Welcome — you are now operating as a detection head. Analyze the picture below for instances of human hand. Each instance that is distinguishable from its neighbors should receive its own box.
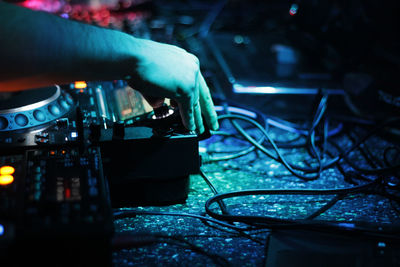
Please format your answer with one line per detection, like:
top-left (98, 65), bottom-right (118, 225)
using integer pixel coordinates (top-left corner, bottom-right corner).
top-left (128, 38), bottom-right (219, 133)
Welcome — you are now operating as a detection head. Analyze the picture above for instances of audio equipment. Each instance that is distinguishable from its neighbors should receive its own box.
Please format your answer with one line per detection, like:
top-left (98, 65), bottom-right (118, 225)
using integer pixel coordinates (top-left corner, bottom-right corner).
top-left (0, 80), bottom-right (200, 265)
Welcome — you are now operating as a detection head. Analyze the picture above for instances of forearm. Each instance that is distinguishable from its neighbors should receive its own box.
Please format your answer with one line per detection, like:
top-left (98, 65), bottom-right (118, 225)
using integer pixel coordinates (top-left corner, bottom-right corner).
top-left (0, 2), bottom-right (139, 91)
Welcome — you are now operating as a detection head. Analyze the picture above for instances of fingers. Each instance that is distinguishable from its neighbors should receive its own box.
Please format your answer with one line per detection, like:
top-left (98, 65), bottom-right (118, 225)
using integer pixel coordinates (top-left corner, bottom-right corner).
top-left (178, 99), bottom-right (195, 131)
top-left (193, 74), bottom-right (204, 134)
top-left (177, 70), bottom-right (218, 133)
top-left (194, 100), bottom-right (205, 134)
top-left (198, 73), bottom-right (219, 131)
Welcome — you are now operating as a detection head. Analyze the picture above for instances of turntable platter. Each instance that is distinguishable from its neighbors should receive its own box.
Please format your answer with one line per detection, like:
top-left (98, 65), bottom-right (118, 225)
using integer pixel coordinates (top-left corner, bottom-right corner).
top-left (0, 87), bottom-right (58, 110)
top-left (0, 86), bottom-right (74, 131)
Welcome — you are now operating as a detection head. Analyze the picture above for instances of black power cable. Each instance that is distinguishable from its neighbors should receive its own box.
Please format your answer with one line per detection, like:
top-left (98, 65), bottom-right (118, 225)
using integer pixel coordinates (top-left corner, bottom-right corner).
top-left (218, 114), bottom-right (400, 179)
top-left (329, 140), bottom-right (400, 175)
top-left (114, 210), bottom-right (250, 231)
top-left (199, 169), bottom-right (229, 214)
top-left (112, 232), bottom-right (230, 267)
top-left (305, 94), bottom-right (329, 176)
top-left (203, 179), bottom-right (400, 239)
top-left (219, 114), bottom-right (320, 180)
top-left (113, 209), bottom-right (266, 246)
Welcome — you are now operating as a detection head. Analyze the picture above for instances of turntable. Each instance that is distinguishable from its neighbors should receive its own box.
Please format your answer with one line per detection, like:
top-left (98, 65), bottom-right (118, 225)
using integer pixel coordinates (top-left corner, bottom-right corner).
top-left (0, 85), bottom-right (74, 132)
top-left (0, 81), bottom-right (200, 206)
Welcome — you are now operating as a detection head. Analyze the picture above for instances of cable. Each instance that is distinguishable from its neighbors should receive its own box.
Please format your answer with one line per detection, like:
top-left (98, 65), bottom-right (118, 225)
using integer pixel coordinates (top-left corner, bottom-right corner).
top-left (210, 123), bottom-right (341, 150)
top-left (204, 144), bottom-right (257, 162)
top-left (197, 212), bottom-right (266, 245)
top-left (322, 116), bottom-right (329, 160)
top-left (112, 232), bottom-right (230, 267)
top-left (202, 100), bottom-right (269, 162)
top-left (218, 114), bottom-right (322, 180)
top-left (212, 99), bottom-right (398, 177)
top-left (346, 131), bottom-right (382, 168)
top-left (205, 181), bottom-right (376, 222)
top-left (205, 186), bottom-right (375, 226)
top-left (113, 210), bottom-right (251, 231)
top-left (305, 94), bottom-right (328, 176)
top-left (199, 169), bottom-right (229, 214)
top-left (113, 209), bottom-right (268, 246)
top-left (305, 194), bottom-right (344, 220)
top-left (203, 130), bottom-right (266, 162)
top-left (329, 140), bottom-right (400, 175)
top-left (203, 179), bottom-right (400, 238)
top-left (218, 114), bottom-right (400, 177)
top-left (214, 101), bottom-right (343, 138)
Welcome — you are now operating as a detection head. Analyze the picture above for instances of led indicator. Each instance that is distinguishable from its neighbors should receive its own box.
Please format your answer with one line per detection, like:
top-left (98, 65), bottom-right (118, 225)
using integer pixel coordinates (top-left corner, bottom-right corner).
top-left (74, 81), bottom-right (87, 89)
top-left (50, 150), bottom-right (56, 156)
top-left (0, 175), bottom-right (14, 185)
top-left (0, 224), bottom-right (4, 236)
top-left (65, 188), bottom-right (71, 199)
top-left (0, 166), bottom-right (15, 175)
top-left (289, 4), bottom-right (298, 16)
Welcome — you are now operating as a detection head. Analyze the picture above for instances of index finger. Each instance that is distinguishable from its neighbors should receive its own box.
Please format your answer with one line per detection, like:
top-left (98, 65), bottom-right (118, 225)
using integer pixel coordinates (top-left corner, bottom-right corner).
top-left (198, 73), bottom-right (219, 131)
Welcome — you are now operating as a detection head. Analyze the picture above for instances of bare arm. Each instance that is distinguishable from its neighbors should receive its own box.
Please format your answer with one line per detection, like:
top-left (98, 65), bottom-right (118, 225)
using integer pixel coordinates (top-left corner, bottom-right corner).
top-left (0, 2), bottom-right (218, 132)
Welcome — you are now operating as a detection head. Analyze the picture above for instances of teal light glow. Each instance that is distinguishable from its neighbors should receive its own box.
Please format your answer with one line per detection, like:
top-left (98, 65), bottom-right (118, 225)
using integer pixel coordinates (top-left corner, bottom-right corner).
top-left (214, 105), bottom-right (257, 118)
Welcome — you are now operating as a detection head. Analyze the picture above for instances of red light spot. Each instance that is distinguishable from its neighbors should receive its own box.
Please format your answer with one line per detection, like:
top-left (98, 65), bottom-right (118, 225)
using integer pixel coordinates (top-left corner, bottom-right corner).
top-left (65, 188), bottom-right (71, 199)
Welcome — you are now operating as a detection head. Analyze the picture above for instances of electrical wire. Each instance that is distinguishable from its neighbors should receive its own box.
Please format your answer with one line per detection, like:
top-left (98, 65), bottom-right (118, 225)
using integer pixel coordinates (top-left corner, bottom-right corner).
top-left (203, 131), bottom-right (266, 162)
top-left (202, 99), bottom-right (270, 162)
top-left (112, 232), bottom-right (230, 267)
top-left (205, 104), bottom-right (343, 163)
top-left (216, 97), bottom-right (327, 179)
top-left (218, 114), bottom-right (400, 178)
top-left (346, 131), bottom-right (382, 168)
top-left (199, 169), bottom-right (274, 245)
top-left (203, 179), bottom-right (400, 239)
top-left (211, 98), bottom-right (399, 178)
top-left (113, 210), bottom-right (251, 231)
top-left (113, 209), bottom-right (268, 246)
top-left (199, 169), bottom-right (229, 214)
top-left (197, 212), bottom-right (267, 245)
top-left (305, 194), bottom-right (344, 220)
top-left (305, 94), bottom-right (328, 176)
top-left (218, 114), bottom-right (322, 180)
top-left (210, 123), bottom-right (341, 150)
top-left (329, 140), bottom-right (400, 175)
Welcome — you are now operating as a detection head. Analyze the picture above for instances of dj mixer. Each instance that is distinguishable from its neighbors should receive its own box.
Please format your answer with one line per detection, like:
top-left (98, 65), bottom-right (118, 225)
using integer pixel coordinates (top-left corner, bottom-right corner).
top-left (0, 81), bottom-right (200, 265)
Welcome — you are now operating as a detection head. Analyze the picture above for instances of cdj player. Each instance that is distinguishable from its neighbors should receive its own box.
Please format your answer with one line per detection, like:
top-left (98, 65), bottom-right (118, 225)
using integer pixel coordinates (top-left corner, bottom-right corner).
top-left (0, 81), bottom-right (200, 265)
